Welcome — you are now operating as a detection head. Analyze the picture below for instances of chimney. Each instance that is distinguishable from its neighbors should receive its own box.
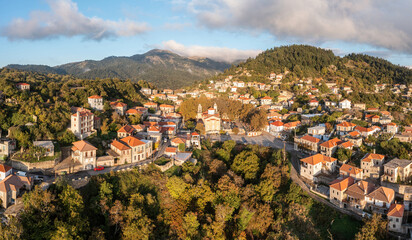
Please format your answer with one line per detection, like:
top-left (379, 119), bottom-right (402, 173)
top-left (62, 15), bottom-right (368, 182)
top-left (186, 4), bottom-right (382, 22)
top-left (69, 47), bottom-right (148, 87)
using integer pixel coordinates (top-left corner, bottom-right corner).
top-left (373, 148), bottom-right (376, 154)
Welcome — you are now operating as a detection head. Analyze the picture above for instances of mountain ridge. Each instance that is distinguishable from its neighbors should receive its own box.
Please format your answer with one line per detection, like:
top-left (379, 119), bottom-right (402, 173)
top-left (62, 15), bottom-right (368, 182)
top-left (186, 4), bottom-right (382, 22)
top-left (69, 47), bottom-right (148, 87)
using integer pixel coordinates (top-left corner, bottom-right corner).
top-left (7, 49), bottom-right (232, 89)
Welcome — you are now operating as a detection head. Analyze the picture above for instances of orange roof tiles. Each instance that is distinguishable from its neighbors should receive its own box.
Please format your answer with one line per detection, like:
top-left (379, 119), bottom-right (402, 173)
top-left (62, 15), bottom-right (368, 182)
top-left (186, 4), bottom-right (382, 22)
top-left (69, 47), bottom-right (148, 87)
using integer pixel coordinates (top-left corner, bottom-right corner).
top-left (120, 136), bottom-right (145, 147)
top-left (0, 164), bottom-right (12, 173)
top-left (111, 140), bottom-right (131, 151)
top-left (367, 186), bottom-right (394, 203)
top-left (339, 141), bottom-right (354, 148)
top-left (300, 153), bottom-right (337, 165)
top-left (301, 135), bottom-right (321, 143)
top-left (72, 140), bottom-right (97, 152)
top-left (348, 131), bottom-right (360, 137)
top-left (330, 177), bottom-right (355, 191)
top-left (88, 95), bottom-right (102, 99)
top-left (340, 164), bottom-right (362, 175)
top-left (388, 204), bottom-right (404, 218)
top-left (171, 138), bottom-right (185, 144)
top-left (337, 121), bottom-right (357, 127)
top-left (320, 138), bottom-right (342, 148)
top-left (361, 153), bottom-right (385, 163)
top-left (165, 147), bottom-right (177, 153)
top-left (270, 121), bottom-right (284, 126)
top-left (118, 125), bottom-right (136, 134)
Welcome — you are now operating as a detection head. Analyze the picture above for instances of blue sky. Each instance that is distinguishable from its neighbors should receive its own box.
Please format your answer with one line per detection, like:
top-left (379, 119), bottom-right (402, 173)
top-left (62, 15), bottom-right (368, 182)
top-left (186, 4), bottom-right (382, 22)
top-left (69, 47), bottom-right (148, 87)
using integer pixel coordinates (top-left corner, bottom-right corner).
top-left (1, 0), bottom-right (412, 67)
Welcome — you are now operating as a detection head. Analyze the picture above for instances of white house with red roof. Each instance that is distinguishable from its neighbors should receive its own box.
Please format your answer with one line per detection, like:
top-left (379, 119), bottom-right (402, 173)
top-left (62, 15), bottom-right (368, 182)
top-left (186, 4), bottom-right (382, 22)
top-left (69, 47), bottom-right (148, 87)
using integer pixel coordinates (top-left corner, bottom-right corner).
top-left (300, 153), bottom-right (338, 181)
top-left (71, 140), bottom-right (97, 170)
top-left (269, 121), bottom-right (284, 134)
top-left (16, 83), bottom-right (30, 91)
top-left (110, 101), bottom-right (127, 116)
top-left (144, 102), bottom-right (158, 110)
top-left (260, 96), bottom-right (272, 105)
top-left (366, 186), bottom-right (395, 211)
top-left (0, 164), bottom-right (12, 181)
top-left (294, 135), bottom-right (321, 154)
top-left (361, 153), bottom-right (385, 179)
top-left (340, 164), bottom-right (363, 180)
top-left (88, 95), bottom-right (103, 111)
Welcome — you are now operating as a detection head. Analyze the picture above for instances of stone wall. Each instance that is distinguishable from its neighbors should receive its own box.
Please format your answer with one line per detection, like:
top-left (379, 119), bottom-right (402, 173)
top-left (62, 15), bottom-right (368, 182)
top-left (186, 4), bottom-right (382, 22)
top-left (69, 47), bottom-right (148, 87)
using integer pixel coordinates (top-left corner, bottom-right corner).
top-left (10, 159), bottom-right (57, 173)
top-left (155, 161), bottom-right (174, 172)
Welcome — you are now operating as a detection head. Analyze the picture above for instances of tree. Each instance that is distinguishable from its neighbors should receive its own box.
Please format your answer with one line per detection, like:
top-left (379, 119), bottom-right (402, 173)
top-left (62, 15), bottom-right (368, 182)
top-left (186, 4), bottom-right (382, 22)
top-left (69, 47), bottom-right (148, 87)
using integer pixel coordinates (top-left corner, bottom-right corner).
top-left (182, 212), bottom-right (200, 239)
top-left (355, 214), bottom-right (387, 240)
top-left (232, 127), bottom-right (240, 135)
top-left (231, 151), bottom-right (260, 181)
top-left (195, 122), bottom-right (205, 135)
top-left (128, 114), bottom-right (141, 125)
top-left (178, 143), bottom-right (185, 152)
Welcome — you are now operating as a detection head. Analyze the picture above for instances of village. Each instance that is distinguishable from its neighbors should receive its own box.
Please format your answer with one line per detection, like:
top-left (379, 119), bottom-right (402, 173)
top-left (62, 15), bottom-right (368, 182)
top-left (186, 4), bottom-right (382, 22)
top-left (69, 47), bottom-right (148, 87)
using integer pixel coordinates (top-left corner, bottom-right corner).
top-left (0, 71), bottom-right (411, 237)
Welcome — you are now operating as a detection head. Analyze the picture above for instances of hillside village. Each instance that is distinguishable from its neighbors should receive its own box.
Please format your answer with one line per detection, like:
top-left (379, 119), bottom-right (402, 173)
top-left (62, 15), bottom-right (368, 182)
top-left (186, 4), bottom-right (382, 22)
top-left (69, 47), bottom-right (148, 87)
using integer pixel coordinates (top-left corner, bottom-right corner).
top-left (0, 46), bottom-right (411, 238)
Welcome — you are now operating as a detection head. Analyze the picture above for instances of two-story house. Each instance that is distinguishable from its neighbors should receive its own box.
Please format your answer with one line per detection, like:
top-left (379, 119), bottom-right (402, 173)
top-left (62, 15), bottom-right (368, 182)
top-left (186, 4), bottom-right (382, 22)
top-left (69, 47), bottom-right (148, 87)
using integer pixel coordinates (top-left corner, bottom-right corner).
top-left (339, 99), bottom-right (351, 109)
top-left (365, 186), bottom-right (395, 212)
top-left (88, 95), bottom-right (104, 111)
top-left (329, 176), bottom-right (355, 208)
top-left (117, 124), bottom-right (137, 138)
top-left (294, 135), bottom-right (321, 154)
top-left (336, 122), bottom-right (357, 135)
top-left (300, 154), bottom-right (338, 182)
top-left (319, 138), bottom-right (342, 157)
top-left (387, 204), bottom-right (405, 233)
top-left (382, 158), bottom-right (412, 183)
top-left (0, 173), bottom-right (32, 208)
top-left (346, 180), bottom-right (375, 211)
top-left (71, 140), bottom-right (97, 170)
top-left (110, 101), bottom-right (127, 116)
top-left (0, 139), bottom-right (16, 160)
top-left (340, 164), bottom-right (363, 181)
top-left (361, 153), bottom-right (385, 179)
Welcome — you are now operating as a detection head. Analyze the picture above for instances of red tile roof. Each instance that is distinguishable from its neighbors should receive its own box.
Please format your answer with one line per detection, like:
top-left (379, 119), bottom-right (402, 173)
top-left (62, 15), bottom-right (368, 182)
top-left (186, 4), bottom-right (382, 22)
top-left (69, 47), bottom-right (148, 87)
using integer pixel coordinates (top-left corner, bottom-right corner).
top-left (301, 135), bottom-right (321, 143)
top-left (0, 164), bottom-right (12, 173)
top-left (320, 138), bottom-right (342, 148)
top-left (72, 140), bottom-right (97, 152)
top-left (340, 164), bottom-right (362, 175)
top-left (300, 153), bottom-right (337, 165)
top-left (111, 140), bottom-right (131, 151)
top-left (388, 204), bottom-right (404, 218)
top-left (330, 177), bottom-right (354, 191)
top-left (88, 95), bottom-right (102, 99)
top-left (120, 136), bottom-right (145, 147)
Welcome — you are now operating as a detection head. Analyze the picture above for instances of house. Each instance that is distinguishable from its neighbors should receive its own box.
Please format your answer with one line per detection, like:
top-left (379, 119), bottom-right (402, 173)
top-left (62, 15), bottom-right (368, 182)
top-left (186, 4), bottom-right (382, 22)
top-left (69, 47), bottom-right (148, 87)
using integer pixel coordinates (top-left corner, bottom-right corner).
top-left (343, 131), bottom-right (363, 147)
top-left (197, 103), bottom-right (221, 134)
top-left (0, 139), bottom-right (16, 160)
top-left (163, 89), bottom-right (174, 95)
top-left (309, 99), bottom-right (319, 107)
top-left (386, 123), bottom-right (398, 134)
top-left (338, 141), bottom-right (354, 150)
top-left (307, 126), bottom-right (326, 138)
top-left (159, 104), bottom-right (175, 114)
top-left (110, 101), bottom-right (127, 116)
top-left (0, 174), bottom-right (32, 208)
top-left (365, 114), bottom-right (380, 123)
top-left (71, 140), bottom-right (97, 170)
top-left (190, 132), bottom-right (201, 149)
top-left (119, 136), bottom-right (153, 162)
top-left (319, 138), bottom-right (342, 157)
top-left (165, 147), bottom-right (177, 157)
top-left (260, 96), bottom-right (272, 105)
top-left (382, 158), bottom-right (412, 183)
top-left (361, 153), bottom-right (385, 179)
top-left (109, 140), bottom-right (131, 165)
top-left (339, 99), bottom-right (351, 109)
top-left (340, 164), bottom-right (363, 180)
top-left (140, 88), bottom-right (152, 95)
top-left (365, 186), bottom-right (395, 211)
top-left (144, 102), bottom-right (158, 110)
top-left (355, 126), bottom-right (380, 137)
top-left (329, 177), bottom-right (355, 207)
top-left (284, 121), bottom-right (301, 132)
top-left (300, 154), bottom-right (338, 181)
top-left (294, 135), bottom-right (321, 154)
top-left (353, 103), bottom-right (366, 110)
top-left (88, 95), bottom-right (104, 111)
top-left (269, 121), bottom-right (284, 134)
top-left (16, 83), bottom-right (30, 91)
top-left (117, 125), bottom-right (137, 138)
top-left (387, 204), bottom-right (404, 233)
top-left (336, 122), bottom-right (357, 135)
top-left (174, 152), bottom-right (193, 166)
top-left (346, 181), bottom-right (375, 210)
top-left (70, 107), bottom-right (95, 140)
top-left (33, 141), bottom-right (55, 157)
top-left (0, 164), bottom-right (12, 181)
top-left (171, 137), bottom-right (186, 148)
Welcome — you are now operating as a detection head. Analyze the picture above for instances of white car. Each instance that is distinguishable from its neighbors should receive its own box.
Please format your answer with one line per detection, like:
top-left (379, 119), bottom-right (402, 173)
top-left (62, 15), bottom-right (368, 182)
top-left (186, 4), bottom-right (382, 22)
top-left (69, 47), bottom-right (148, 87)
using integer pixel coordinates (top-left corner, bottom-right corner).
top-left (16, 171), bottom-right (27, 177)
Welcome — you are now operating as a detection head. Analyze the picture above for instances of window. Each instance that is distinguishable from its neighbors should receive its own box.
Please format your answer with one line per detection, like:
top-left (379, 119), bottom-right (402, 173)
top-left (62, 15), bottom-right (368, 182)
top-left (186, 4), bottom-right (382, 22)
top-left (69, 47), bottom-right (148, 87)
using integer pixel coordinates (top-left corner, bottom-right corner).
top-left (396, 218), bottom-right (399, 222)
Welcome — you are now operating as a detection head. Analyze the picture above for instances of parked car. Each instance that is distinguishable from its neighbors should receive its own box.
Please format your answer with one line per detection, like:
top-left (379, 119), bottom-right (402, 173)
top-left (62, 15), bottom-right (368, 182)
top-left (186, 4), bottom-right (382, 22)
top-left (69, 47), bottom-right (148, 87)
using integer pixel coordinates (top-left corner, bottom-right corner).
top-left (33, 175), bottom-right (44, 182)
top-left (16, 171), bottom-right (27, 177)
top-left (94, 166), bottom-right (104, 171)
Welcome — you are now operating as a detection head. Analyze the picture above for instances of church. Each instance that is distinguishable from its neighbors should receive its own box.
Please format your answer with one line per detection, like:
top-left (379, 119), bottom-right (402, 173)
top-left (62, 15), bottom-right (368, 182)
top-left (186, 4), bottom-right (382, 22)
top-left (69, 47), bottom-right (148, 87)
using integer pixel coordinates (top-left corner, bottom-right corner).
top-left (196, 103), bottom-right (221, 134)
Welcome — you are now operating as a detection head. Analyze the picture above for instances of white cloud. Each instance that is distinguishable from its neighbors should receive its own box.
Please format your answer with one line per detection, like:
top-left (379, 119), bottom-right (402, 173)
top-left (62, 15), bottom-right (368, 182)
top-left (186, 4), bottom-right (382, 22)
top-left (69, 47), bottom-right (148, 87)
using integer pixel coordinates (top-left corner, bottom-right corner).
top-left (161, 40), bottom-right (261, 62)
top-left (181, 0), bottom-right (412, 53)
top-left (1, 0), bottom-right (150, 40)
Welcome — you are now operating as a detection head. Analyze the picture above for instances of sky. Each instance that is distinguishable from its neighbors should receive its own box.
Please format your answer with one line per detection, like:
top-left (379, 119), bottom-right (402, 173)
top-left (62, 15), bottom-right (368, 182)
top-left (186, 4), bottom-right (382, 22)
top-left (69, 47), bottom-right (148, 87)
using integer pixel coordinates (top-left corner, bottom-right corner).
top-left (1, 0), bottom-right (412, 67)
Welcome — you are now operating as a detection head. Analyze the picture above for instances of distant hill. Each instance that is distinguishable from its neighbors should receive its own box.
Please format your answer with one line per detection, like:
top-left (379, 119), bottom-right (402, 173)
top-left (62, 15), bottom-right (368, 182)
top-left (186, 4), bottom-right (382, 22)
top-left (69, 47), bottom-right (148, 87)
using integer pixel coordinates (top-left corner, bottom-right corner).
top-left (7, 49), bottom-right (232, 89)
top-left (217, 45), bottom-right (412, 87)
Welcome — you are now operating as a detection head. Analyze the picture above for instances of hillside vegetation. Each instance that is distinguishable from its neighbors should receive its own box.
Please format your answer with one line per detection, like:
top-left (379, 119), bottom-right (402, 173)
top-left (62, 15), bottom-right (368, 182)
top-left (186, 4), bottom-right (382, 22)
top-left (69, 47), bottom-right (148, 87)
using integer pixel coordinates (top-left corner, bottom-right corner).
top-left (218, 45), bottom-right (412, 88)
